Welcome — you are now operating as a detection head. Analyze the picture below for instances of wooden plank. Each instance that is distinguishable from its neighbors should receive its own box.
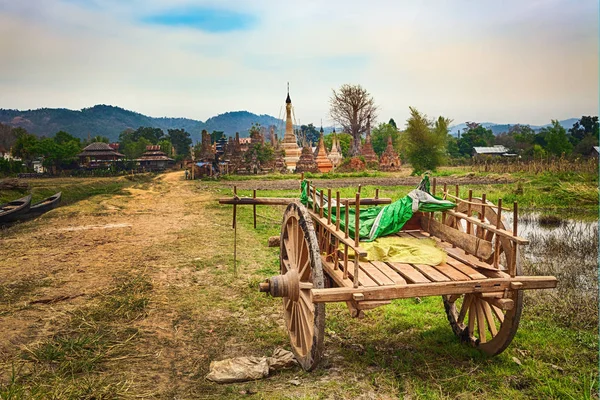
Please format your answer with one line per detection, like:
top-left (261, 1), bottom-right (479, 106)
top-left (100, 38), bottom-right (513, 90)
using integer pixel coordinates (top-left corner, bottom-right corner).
top-left (395, 232), bottom-right (413, 238)
top-left (311, 275), bottom-right (558, 303)
top-left (445, 259), bottom-right (487, 280)
top-left (421, 215), bottom-right (493, 260)
top-left (359, 262), bottom-right (395, 286)
top-left (387, 262), bottom-right (430, 284)
top-left (412, 264), bottom-right (451, 282)
top-left (445, 210), bottom-right (529, 244)
top-left (321, 257), bottom-right (353, 288)
top-left (435, 240), bottom-right (500, 272)
top-left (355, 300), bottom-right (392, 310)
top-left (340, 260), bottom-right (378, 287)
top-left (370, 261), bottom-right (408, 285)
top-left (406, 231), bottom-right (428, 239)
top-left (433, 262), bottom-right (470, 281)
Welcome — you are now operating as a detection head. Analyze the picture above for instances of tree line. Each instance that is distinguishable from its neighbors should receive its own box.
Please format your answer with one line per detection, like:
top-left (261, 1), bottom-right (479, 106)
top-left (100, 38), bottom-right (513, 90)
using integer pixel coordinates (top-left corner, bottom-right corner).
top-left (327, 84), bottom-right (598, 174)
top-left (0, 123), bottom-right (193, 175)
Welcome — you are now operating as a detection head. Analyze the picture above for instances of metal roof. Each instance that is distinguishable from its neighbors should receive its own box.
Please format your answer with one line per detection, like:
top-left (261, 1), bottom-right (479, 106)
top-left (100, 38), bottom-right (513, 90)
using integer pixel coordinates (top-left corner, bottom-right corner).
top-left (473, 145), bottom-right (509, 154)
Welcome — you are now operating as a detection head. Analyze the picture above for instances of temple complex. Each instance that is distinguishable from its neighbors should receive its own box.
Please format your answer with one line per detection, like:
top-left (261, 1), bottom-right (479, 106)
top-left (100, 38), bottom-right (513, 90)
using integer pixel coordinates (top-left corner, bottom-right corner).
top-left (379, 136), bottom-right (401, 171)
top-left (361, 116), bottom-right (379, 165)
top-left (314, 127), bottom-right (333, 173)
top-left (281, 85), bottom-right (301, 171)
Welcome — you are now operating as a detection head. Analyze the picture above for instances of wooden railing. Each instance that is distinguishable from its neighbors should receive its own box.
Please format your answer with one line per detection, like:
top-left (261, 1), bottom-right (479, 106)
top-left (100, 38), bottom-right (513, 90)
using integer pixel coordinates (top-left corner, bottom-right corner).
top-left (304, 181), bottom-right (366, 288)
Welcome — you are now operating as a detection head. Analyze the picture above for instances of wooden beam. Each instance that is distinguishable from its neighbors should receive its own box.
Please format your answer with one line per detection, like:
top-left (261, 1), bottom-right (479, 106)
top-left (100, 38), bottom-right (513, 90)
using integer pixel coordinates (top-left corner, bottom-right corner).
top-left (421, 214), bottom-right (493, 259)
top-left (218, 197), bottom-right (392, 206)
top-left (446, 210), bottom-right (529, 244)
top-left (311, 276), bottom-right (558, 303)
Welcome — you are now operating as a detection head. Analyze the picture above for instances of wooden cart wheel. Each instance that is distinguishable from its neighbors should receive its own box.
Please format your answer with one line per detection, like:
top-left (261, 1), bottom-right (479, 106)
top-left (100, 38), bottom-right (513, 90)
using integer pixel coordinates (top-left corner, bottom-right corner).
top-left (279, 202), bottom-right (325, 370)
top-left (443, 198), bottom-right (523, 355)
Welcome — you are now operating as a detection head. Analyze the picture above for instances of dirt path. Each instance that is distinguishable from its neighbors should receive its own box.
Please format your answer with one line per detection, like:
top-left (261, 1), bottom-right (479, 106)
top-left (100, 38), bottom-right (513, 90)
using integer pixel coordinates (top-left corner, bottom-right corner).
top-left (1, 172), bottom-right (260, 397)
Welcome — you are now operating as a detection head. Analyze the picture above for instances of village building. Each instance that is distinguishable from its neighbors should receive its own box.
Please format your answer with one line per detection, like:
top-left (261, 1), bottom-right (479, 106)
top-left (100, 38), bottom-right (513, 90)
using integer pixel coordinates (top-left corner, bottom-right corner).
top-left (472, 145), bottom-right (513, 158)
top-left (379, 136), bottom-right (401, 171)
top-left (281, 86), bottom-right (302, 171)
top-left (137, 145), bottom-right (174, 171)
top-left (314, 127), bottom-right (333, 173)
top-left (77, 142), bottom-right (125, 168)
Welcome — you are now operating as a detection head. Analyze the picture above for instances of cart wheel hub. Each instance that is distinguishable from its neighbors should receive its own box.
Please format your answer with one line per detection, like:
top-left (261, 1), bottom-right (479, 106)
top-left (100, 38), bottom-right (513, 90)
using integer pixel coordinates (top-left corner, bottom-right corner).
top-left (259, 269), bottom-right (300, 301)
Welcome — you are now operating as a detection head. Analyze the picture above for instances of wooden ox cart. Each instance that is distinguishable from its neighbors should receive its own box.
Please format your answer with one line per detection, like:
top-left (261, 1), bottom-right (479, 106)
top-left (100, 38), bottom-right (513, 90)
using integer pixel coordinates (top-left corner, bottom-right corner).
top-left (219, 179), bottom-right (557, 370)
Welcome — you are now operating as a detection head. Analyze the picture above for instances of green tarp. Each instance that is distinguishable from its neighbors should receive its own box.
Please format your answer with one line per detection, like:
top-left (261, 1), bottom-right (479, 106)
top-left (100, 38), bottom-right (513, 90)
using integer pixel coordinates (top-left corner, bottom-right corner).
top-left (300, 176), bottom-right (456, 242)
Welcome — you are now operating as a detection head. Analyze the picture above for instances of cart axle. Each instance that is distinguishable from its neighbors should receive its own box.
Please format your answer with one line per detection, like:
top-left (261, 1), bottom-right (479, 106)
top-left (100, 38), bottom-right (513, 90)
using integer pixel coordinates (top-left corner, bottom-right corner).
top-left (258, 269), bottom-right (300, 301)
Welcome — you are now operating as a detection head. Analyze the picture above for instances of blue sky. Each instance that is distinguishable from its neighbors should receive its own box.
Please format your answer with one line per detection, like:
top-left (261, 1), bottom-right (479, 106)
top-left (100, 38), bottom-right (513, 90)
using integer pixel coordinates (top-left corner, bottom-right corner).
top-left (141, 6), bottom-right (256, 32)
top-left (0, 0), bottom-right (597, 127)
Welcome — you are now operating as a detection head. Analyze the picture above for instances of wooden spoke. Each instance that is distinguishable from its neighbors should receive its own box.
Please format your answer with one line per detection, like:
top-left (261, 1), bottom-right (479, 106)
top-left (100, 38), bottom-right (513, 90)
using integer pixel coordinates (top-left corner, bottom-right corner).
top-left (482, 301), bottom-right (498, 336)
top-left (491, 304), bottom-right (505, 323)
top-left (457, 294), bottom-right (472, 324)
top-left (475, 300), bottom-right (487, 343)
top-left (280, 202), bottom-right (325, 371)
top-left (467, 301), bottom-right (475, 337)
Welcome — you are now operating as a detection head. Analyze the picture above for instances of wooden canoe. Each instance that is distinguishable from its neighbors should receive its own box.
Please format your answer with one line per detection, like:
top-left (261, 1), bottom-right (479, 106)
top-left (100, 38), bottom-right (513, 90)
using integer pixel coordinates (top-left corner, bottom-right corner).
top-left (0, 194), bottom-right (32, 223)
top-left (26, 192), bottom-right (62, 217)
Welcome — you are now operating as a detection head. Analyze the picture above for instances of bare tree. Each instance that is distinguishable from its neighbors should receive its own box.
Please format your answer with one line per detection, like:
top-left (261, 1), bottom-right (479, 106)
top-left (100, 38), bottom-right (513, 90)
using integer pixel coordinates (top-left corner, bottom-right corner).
top-left (329, 84), bottom-right (378, 156)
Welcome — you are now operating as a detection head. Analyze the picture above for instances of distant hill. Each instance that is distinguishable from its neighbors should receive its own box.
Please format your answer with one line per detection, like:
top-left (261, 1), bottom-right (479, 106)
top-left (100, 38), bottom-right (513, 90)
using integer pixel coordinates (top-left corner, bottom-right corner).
top-left (0, 105), bottom-right (283, 142)
top-left (449, 118), bottom-right (579, 136)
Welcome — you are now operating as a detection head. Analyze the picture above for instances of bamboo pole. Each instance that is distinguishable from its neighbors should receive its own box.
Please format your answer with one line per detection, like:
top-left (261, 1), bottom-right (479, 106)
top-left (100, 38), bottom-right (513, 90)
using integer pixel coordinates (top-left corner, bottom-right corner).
top-left (353, 193), bottom-right (360, 288)
top-left (327, 188), bottom-right (332, 225)
top-left (511, 201), bottom-right (519, 278)
top-left (442, 183), bottom-right (447, 224)
top-left (232, 186), bottom-right (237, 229)
top-left (467, 189), bottom-right (473, 234)
top-left (493, 199), bottom-right (502, 268)
top-left (479, 193), bottom-right (487, 241)
top-left (253, 189), bottom-right (257, 229)
top-left (233, 186), bottom-right (237, 275)
top-left (336, 191), bottom-right (341, 231)
top-left (334, 191), bottom-right (340, 270)
top-left (319, 190), bottom-right (324, 218)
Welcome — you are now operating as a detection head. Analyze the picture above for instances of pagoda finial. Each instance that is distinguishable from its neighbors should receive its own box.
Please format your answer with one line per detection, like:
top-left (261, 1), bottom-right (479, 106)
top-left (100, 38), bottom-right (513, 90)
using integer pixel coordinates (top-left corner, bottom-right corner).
top-left (320, 119), bottom-right (324, 133)
top-left (286, 82), bottom-right (291, 104)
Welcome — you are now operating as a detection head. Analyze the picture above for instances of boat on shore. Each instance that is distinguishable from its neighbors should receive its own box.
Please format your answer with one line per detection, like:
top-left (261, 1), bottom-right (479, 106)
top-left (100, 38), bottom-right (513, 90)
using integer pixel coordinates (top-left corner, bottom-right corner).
top-left (0, 195), bottom-right (32, 223)
top-left (26, 192), bottom-right (62, 217)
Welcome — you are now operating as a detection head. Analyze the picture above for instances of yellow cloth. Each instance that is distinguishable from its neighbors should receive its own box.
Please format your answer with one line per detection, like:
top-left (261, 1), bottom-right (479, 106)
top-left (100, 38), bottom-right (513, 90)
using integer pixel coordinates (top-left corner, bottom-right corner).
top-left (343, 236), bottom-right (446, 266)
